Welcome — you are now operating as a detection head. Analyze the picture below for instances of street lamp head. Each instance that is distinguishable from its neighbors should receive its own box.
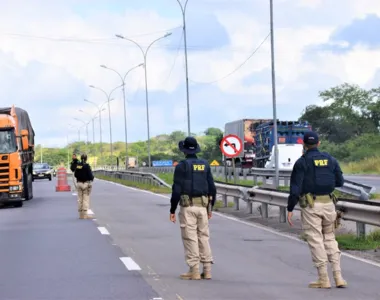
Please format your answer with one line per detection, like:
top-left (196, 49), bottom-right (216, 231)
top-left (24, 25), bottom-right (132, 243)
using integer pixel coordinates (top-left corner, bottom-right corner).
top-left (138, 63), bottom-right (144, 67)
top-left (89, 85), bottom-right (95, 88)
top-left (164, 32), bottom-right (172, 38)
top-left (100, 64), bottom-right (107, 68)
top-left (115, 34), bottom-right (124, 39)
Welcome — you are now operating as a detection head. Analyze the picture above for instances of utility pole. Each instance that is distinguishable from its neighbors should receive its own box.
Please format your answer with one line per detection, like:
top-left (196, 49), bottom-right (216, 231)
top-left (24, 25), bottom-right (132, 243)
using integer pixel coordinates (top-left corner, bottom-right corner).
top-left (270, 0), bottom-right (279, 189)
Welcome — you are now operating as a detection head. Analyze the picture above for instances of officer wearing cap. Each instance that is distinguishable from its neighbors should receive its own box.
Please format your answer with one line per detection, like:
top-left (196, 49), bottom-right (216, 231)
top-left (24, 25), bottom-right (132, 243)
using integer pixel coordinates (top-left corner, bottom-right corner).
top-left (74, 153), bottom-right (94, 219)
top-left (169, 136), bottom-right (216, 280)
top-left (287, 131), bottom-right (347, 289)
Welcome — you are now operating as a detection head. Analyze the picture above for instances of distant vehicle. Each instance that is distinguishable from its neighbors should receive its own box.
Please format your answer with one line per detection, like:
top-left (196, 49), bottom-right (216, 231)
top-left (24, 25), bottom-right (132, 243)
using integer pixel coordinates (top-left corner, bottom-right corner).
top-left (0, 105), bottom-right (35, 208)
top-left (264, 144), bottom-right (304, 170)
top-left (224, 119), bottom-right (273, 170)
top-left (33, 163), bottom-right (53, 181)
top-left (253, 120), bottom-right (312, 168)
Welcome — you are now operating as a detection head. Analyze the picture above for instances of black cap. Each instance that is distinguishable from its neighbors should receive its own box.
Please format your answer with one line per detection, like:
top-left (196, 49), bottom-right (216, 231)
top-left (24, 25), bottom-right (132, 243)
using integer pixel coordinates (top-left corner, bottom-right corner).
top-left (178, 136), bottom-right (201, 154)
top-left (303, 131), bottom-right (319, 145)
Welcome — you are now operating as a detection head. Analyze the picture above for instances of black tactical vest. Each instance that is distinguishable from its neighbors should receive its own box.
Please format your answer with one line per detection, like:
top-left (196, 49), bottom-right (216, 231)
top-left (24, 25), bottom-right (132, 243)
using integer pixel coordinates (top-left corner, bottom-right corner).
top-left (181, 158), bottom-right (209, 198)
top-left (303, 150), bottom-right (336, 195)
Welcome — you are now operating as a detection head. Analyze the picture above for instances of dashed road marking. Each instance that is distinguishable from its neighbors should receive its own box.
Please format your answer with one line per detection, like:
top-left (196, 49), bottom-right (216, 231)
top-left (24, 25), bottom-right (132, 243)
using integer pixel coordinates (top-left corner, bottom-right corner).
top-left (97, 227), bottom-right (110, 235)
top-left (98, 178), bottom-right (380, 269)
top-left (119, 257), bottom-right (141, 271)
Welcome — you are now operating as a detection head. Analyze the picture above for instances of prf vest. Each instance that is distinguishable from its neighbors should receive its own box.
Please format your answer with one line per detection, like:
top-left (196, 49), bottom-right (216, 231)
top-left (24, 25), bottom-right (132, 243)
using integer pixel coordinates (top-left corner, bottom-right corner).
top-left (303, 150), bottom-right (336, 195)
top-left (181, 158), bottom-right (209, 198)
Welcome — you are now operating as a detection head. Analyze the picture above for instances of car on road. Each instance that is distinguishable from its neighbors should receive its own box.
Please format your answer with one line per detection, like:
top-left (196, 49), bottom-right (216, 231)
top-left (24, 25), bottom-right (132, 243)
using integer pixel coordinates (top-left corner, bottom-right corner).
top-left (32, 163), bottom-right (53, 181)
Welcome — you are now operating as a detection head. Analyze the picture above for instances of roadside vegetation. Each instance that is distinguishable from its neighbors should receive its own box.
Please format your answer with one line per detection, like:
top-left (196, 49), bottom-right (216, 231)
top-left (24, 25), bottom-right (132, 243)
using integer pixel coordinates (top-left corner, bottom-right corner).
top-left (335, 231), bottom-right (380, 250)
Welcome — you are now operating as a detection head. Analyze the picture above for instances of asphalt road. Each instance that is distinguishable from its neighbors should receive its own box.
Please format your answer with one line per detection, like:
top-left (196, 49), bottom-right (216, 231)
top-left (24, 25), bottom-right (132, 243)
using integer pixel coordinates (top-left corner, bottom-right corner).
top-left (344, 175), bottom-right (380, 192)
top-left (0, 179), bottom-right (160, 300)
top-left (90, 179), bottom-right (380, 300)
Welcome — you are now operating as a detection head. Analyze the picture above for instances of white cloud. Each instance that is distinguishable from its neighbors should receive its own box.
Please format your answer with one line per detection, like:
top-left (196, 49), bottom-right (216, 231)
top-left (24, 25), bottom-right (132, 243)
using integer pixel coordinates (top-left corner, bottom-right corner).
top-left (0, 0), bottom-right (380, 148)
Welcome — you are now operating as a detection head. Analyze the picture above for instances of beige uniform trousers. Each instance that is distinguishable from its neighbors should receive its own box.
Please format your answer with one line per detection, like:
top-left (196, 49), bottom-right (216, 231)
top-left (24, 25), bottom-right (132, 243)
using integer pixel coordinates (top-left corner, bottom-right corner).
top-left (76, 181), bottom-right (92, 213)
top-left (179, 202), bottom-right (213, 267)
top-left (301, 200), bottom-right (341, 272)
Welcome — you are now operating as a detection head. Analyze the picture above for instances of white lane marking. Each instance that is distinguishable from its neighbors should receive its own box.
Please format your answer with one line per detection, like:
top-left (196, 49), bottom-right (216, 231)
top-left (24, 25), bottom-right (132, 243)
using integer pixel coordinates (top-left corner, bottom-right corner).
top-left (98, 178), bottom-right (380, 269)
top-left (120, 257), bottom-right (141, 270)
top-left (88, 209), bottom-right (94, 215)
top-left (97, 227), bottom-right (110, 235)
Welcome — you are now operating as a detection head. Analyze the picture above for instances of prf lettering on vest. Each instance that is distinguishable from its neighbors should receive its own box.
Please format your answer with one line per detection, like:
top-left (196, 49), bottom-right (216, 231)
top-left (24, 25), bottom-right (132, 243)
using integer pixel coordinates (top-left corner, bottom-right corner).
top-left (193, 164), bottom-right (205, 171)
top-left (314, 159), bottom-right (328, 167)
top-left (76, 165), bottom-right (83, 169)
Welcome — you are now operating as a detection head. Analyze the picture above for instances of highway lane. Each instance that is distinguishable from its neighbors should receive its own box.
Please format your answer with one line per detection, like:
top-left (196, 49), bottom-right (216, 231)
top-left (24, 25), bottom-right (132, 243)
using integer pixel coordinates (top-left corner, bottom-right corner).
top-left (344, 175), bottom-right (380, 192)
top-left (91, 178), bottom-right (380, 300)
top-left (0, 179), bottom-right (160, 300)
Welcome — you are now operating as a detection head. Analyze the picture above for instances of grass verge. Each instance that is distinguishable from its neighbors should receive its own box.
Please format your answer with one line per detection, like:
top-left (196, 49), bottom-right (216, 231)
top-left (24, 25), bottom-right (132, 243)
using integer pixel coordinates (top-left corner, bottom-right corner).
top-left (96, 174), bottom-right (171, 194)
top-left (341, 156), bottom-right (380, 175)
top-left (299, 230), bottom-right (380, 250)
top-left (336, 230), bottom-right (380, 250)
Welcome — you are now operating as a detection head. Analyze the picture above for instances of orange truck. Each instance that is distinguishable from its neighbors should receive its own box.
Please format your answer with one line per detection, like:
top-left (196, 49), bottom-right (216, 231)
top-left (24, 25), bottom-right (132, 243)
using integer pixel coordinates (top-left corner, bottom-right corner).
top-left (0, 106), bottom-right (35, 208)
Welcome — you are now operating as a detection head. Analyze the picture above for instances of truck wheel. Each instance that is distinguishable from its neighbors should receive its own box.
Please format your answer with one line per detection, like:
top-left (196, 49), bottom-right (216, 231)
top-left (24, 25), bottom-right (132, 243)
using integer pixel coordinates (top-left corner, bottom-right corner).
top-left (24, 171), bottom-right (33, 201)
top-left (14, 201), bottom-right (23, 208)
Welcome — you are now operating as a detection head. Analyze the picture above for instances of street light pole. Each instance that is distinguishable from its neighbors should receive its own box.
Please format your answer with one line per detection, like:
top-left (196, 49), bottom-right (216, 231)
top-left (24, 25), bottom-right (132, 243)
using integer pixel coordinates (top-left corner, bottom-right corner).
top-left (175, 0), bottom-right (191, 136)
top-left (115, 32), bottom-right (172, 167)
top-left (89, 85), bottom-right (122, 163)
top-left (100, 63), bottom-right (143, 170)
top-left (270, 0), bottom-right (279, 189)
top-left (84, 99), bottom-right (109, 164)
top-left (79, 109), bottom-right (98, 146)
top-left (74, 118), bottom-right (90, 153)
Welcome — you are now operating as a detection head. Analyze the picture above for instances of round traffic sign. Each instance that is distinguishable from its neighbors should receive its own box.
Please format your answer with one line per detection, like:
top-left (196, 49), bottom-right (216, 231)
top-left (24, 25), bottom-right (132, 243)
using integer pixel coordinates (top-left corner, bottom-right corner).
top-left (220, 134), bottom-right (243, 158)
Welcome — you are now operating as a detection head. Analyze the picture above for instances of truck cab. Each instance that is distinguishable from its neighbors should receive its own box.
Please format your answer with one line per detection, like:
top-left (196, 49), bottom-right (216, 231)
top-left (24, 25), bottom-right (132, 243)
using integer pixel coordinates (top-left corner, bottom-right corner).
top-left (0, 106), bottom-right (34, 208)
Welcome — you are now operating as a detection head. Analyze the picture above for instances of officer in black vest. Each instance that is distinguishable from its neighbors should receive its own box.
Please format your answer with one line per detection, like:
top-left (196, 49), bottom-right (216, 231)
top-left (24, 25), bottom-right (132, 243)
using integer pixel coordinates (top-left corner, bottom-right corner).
top-left (287, 131), bottom-right (347, 289)
top-left (74, 154), bottom-right (95, 219)
top-left (169, 136), bottom-right (216, 280)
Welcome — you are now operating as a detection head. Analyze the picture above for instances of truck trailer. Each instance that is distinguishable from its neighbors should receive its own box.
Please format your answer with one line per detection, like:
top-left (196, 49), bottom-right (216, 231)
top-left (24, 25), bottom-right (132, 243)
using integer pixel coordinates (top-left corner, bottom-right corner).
top-left (253, 120), bottom-right (311, 168)
top-left (0, 106), bottom-right (35, 207)
top-left (224, 118), bottom-right (273, 169)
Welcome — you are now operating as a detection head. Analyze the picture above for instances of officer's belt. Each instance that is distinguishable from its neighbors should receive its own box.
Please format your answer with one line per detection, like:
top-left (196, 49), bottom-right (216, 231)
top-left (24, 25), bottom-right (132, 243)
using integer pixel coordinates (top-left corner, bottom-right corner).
top-left (191, 196), bottom-right (205, 207)
top-left (313, 195), bottom-right (332, 203)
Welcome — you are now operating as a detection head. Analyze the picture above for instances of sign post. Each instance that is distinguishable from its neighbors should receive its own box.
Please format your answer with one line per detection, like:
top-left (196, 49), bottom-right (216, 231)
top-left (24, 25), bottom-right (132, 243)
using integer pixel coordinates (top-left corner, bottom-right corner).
top-left (220, 134), bottom-right (243, 184)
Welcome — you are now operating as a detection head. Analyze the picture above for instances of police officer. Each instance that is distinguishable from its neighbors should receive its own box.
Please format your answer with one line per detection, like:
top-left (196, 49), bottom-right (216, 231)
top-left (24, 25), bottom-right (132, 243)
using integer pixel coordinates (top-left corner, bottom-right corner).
top-left (169, 136), bottom-right (216, 280)
top-left (74, 153), bottom-right (94, 219)
top-left (287, 131), bottom-right (347, 289)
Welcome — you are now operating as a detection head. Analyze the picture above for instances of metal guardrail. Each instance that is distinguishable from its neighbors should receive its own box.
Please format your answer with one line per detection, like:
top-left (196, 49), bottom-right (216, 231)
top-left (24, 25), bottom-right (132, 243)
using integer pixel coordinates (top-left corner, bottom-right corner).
top-left (93, 170), bottom-right (171, 189)
top-left (94, 168), bottom-right (379, 237)
top-left (98, 165), bottom-right (375, 200)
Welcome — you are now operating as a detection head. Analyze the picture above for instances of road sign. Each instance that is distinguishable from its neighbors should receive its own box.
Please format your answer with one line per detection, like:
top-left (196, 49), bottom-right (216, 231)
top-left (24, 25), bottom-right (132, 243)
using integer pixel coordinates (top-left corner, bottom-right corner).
top-left (152, 160), bottom-right (173, 167)
top-left (210, 160), bottom-right (219, 166)
top-left (220, 134), bottom-right (243, 158)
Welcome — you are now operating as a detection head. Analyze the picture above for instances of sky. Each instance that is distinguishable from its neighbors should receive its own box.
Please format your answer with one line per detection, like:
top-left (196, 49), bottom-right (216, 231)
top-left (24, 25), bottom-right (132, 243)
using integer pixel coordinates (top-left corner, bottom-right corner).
top-left (1, 0), bottom-right (380, 147)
